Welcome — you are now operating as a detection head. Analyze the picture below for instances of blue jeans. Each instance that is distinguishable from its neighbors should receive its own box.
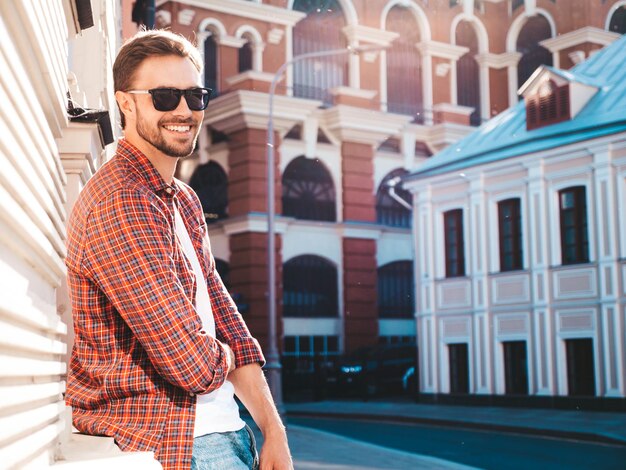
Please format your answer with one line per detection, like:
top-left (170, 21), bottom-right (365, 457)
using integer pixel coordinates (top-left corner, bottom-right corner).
top-left (191, 425), bottom-right (259, 470)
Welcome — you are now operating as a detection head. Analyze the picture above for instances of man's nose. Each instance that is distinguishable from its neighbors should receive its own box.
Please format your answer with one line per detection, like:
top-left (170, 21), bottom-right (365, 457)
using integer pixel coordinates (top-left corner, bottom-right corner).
top-left (172, 94), bottom-right (193, 115)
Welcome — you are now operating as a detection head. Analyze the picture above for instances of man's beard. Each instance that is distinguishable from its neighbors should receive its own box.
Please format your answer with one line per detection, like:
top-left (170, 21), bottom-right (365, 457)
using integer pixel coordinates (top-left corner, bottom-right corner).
top-left (136, 110), bottom-right (200, 158)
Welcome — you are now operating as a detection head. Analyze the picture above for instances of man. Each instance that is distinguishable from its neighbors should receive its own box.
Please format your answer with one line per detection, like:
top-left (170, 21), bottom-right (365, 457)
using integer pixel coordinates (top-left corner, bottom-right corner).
top-left (65, 30), bottom-right (292, 470)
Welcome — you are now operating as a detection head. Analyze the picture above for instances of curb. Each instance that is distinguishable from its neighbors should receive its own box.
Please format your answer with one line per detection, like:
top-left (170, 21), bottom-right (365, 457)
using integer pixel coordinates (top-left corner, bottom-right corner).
top-left (286, 410), bottom-right (626, 447)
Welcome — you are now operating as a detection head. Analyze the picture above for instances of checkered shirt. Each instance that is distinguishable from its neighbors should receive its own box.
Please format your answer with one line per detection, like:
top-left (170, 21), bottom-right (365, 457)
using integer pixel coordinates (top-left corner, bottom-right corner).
top-left (65, 139), bottom-right (264, 469)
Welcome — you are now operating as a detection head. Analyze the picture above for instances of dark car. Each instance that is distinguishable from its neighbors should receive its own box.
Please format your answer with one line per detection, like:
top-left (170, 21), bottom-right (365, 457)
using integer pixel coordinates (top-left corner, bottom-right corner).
top-left (326, 342), bottom-right (418, 398)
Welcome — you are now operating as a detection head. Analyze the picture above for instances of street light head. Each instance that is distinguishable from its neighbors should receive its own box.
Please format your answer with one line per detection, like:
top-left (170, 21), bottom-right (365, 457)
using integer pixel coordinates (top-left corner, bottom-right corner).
top-left (387, 176), bottom-right (402, 188)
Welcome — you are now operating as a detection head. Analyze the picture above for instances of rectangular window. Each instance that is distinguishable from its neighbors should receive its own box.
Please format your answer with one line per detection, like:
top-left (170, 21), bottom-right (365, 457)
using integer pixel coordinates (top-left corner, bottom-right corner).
top-left (498, 198), bottom-right (523, 271)
top-left (444, 209), bottom-right (465, 277)
top-left (559, 186), bottom-right (589, 265)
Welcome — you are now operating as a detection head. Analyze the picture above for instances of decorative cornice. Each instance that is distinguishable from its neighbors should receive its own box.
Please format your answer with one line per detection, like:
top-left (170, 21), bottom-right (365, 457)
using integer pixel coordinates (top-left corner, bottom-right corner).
top-left (342, 24), bottom-right (399, 47)
top-left (540, 27), bottom-right (620, 52)
top-left (409, 121), bottom-right (473, 153)
top-left (417, 40), bottom-right (469, 61)
top-left (329, 86), bottom-right (378, 100)
top-left (178, 8), bottom-right (196, 26)
top-left (156, 0), bottom-right (306, 26)
top-left (340, 223), bottom-right (382, 240)
top-left (217, 35), bottom-right (247, 48)
top-left (318, 105), bottom-right (411, 147)
top-left (267, 27), bottom-right (284, 45)
top-left (203, 90), bottom-right (321, 135)
top-left (225, 70), bottom-right (277, 86)
top-left (216, 214), bottom-right (291, 236)
top-left (432, 103), bottom-right (475, 116)
top-left (57, 122), bottom-right (102, 180)
top-left (475, 51), bottom-right (522, 69)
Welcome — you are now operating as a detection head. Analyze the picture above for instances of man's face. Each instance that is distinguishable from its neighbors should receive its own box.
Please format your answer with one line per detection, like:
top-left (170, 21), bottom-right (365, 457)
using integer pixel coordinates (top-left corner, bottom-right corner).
top-left (127, 55), bottom-right (204, 159)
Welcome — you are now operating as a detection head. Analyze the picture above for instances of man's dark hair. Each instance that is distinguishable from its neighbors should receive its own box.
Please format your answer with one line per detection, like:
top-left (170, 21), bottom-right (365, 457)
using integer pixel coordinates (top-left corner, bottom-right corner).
top-left (113, 29), bottom-right (203, 128)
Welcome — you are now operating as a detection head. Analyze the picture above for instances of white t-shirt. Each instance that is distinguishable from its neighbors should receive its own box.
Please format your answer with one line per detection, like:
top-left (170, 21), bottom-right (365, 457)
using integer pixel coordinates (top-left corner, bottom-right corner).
top-left (173, 204), bottom-right (245, 437)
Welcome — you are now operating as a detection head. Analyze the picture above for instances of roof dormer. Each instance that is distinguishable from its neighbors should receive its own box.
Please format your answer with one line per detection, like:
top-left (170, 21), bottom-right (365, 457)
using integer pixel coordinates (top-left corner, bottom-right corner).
top-left (519, 66), bottom-right (599, 131)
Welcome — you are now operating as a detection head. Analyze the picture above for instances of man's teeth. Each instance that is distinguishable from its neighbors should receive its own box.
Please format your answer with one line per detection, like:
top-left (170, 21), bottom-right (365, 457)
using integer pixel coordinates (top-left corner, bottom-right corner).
top-left (164, 125), bottom-right (190, 132)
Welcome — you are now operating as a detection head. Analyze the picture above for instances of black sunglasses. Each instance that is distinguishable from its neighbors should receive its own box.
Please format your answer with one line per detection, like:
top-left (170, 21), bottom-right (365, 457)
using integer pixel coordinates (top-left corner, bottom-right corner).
top-left (127, 87), bottom-right (212, 111)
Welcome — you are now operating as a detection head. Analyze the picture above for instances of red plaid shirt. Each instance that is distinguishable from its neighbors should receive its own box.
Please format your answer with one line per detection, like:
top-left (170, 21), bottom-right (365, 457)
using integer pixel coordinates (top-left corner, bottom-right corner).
top-left (65, 139), bottom-right (264, 469)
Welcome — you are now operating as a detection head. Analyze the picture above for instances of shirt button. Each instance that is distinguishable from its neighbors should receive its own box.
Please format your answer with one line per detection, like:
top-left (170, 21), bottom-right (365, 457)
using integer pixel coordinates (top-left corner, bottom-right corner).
top-left (189, 392), bottom-right (195, 397)
top-left (199, 329), bottom-right (207, 335)
top-left (165, 187), bottom-right (173, 194)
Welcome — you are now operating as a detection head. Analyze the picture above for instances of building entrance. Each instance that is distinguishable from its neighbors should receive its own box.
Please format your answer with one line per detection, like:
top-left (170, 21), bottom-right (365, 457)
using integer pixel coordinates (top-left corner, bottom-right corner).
top-left (565, 338), bottom-right (596, 396)
top-left (449, 343), bottom-right (469, 394)
top-left (503, 340), bottom-right (529, 395)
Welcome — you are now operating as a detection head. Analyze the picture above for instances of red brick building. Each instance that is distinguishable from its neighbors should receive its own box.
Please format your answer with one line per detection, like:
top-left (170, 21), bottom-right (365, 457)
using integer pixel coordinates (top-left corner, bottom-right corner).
top-left (154, 0), bottom-right (626, 389)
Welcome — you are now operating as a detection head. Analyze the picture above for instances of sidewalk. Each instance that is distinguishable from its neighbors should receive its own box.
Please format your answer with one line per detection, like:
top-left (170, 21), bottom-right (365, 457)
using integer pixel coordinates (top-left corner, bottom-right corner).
top-left (284, 399), bottom-right (626, 446)
top-left (243, 415), bottom-right (478, 470)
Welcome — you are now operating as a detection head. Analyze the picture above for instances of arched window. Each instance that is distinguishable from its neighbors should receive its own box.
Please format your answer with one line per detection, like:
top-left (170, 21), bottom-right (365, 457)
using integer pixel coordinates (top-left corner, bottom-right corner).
top-left (516, 16), bottom-right (553, 91)
top-left (189, 161), bottom-right (228, 224)
top-left (456, 21), bottom-right (481, 126)
top-left (292, 0), bottom-right (348, 105)
top-left (378, 261), bottom-right (414, 318)
top-left (282, 156), bottom-right (336, 222)
top-left (609, 6), bottom-right (626, 34)
top-left (283, 255), bottom-right (338, 317)
top-left (204, 34), bottom-right (219, 97)
top-left (376, 169), bottom-right (411, 228)
top-left (385, 6), bottom-right (423, 122)
top-left (238, 38), bottom-right (253, 73)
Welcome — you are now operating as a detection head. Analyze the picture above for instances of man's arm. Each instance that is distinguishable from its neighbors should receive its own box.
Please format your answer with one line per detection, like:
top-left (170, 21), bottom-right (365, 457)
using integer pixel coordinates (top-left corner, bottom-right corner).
top-left (228, 364), bottom-right (293, 470)
top-left (83, 189), bottom-right (230, 394)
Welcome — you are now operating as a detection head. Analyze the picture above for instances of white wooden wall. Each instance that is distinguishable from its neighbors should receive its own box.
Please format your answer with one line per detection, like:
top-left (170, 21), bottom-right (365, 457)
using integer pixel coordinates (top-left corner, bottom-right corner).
top-left (0, 1), bottom-right (160, 467)
top-left (0, 2), bottom-right (72, 467)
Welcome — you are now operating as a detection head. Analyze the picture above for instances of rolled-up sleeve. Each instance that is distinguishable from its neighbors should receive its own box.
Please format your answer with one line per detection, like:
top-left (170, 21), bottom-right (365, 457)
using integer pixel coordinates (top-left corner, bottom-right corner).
top-left (82, 188), bottom-right (230, 394)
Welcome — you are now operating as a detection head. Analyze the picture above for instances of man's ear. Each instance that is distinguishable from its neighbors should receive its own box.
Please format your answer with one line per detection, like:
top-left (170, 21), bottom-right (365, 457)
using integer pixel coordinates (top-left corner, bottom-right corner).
top-left (115, 90), bottom-right (134, 124)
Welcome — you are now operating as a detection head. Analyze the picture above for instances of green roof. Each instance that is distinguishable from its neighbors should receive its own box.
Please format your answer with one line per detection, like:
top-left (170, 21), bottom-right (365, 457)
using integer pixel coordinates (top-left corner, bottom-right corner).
top-left (405, 34), bottom-right (626, 182)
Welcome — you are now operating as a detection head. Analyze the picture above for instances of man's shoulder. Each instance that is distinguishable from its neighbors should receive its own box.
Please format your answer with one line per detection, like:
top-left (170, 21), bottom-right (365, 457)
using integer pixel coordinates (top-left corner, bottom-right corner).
top-left (72, 155), bottom-right (163, 225)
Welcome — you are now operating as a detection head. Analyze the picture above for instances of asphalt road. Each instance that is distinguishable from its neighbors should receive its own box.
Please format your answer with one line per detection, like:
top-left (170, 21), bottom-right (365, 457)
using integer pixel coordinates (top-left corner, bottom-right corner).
top-left (289, 416), bottom-right (626, 470)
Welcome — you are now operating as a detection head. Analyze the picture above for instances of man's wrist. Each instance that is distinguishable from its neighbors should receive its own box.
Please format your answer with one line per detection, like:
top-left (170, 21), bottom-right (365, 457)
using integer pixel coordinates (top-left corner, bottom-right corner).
top-left (222, 343), bottom-right (236, 373)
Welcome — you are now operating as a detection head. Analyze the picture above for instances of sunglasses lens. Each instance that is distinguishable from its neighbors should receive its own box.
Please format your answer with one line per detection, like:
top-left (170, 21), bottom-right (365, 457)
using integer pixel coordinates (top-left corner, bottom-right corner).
top-left (185, 89), bottom-right (210, 111)
top-left (151, 89), bottom-right (181, 111)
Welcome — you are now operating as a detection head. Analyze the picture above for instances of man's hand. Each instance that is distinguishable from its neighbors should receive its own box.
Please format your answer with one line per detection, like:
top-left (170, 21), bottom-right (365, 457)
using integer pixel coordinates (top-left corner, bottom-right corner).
top-left (259, 428), bottom-right (293, 470)
top-left (228, 363), bottom-right (294, 470)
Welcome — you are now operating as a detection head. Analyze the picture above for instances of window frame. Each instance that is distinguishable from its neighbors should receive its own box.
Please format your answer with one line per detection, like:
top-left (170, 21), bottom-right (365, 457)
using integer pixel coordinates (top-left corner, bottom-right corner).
top-left (377, 260), bottom-right (414, 318)
top-left (498, 198), bottom-right (523, 272)
top-left (443, 208), bottom-right (466, 278)
top-left (559, 186), bottom-right (589, 265)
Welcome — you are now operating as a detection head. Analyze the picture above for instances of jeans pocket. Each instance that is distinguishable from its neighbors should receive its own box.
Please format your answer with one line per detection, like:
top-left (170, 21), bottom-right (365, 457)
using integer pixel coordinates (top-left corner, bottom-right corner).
top-left (244, 424), bottom-right (260, 470)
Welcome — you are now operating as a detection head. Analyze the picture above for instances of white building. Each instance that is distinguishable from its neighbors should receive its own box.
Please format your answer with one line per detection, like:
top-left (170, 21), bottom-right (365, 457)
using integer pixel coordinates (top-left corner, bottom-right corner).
top-left (404, 34), bottom-right (626, 402)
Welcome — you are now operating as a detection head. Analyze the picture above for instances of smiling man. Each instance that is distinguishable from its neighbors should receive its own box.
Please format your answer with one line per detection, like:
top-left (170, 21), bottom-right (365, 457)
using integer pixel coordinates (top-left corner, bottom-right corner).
top-left (64, 30), bottom-right (292, 470)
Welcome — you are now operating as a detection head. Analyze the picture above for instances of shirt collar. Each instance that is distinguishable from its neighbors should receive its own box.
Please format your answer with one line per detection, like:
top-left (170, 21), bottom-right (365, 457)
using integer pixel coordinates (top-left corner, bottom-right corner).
top-left (116, 139), bottom-right (179, 196)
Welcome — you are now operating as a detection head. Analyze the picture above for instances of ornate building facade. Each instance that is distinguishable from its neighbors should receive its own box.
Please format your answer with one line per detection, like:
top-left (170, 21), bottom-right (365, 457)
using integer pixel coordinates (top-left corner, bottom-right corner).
top-left (157, 0), bottom-right (626, 392)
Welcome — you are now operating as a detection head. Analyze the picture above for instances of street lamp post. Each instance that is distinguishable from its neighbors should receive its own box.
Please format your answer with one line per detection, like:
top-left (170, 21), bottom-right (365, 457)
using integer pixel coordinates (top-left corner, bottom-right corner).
top-left (265, 46), bottom-right (383, 411)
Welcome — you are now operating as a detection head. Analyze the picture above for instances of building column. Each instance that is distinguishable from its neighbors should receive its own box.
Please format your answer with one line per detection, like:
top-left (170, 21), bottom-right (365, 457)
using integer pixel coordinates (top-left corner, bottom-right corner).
top-left (526, 161), bottom-right (553, 395)
top-left (592, 145), bottom-right (623, 396)
top-left (226, 128), bottom-right (283, 353)
top-left (468, 176), bottom-right (491, 394)
top-left (415, 187), bottom-right (438, 393)
top-left (342, 141), bottom-right (378, 352)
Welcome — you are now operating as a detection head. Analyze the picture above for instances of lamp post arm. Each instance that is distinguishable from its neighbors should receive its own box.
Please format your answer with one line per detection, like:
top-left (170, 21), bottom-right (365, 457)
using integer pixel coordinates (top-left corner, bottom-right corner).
top-left (387, 177), bottom-right (412, 211)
